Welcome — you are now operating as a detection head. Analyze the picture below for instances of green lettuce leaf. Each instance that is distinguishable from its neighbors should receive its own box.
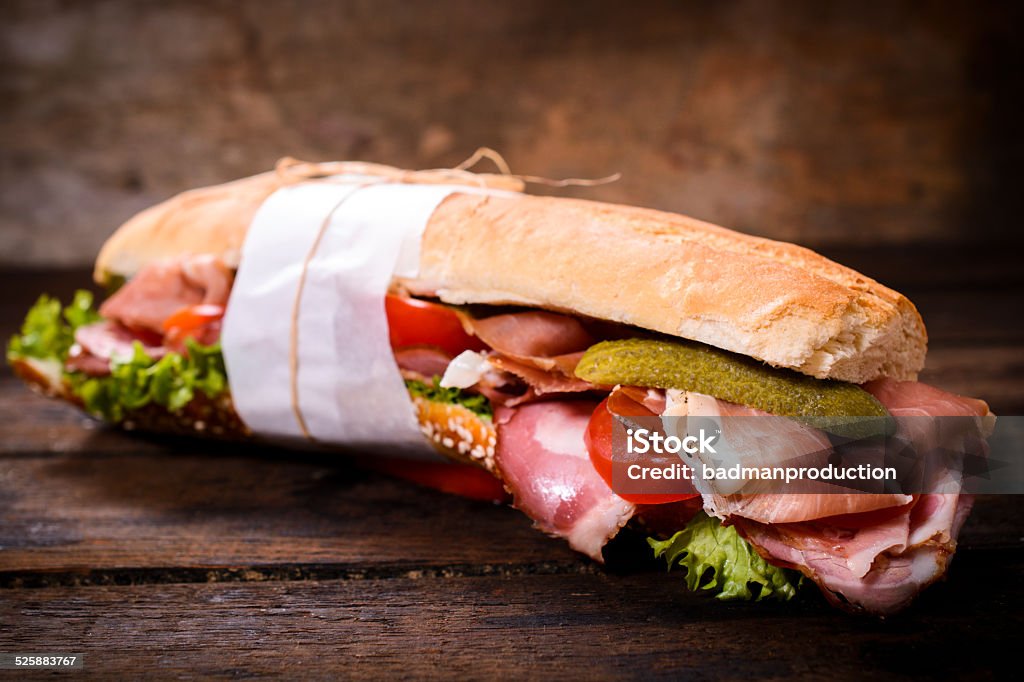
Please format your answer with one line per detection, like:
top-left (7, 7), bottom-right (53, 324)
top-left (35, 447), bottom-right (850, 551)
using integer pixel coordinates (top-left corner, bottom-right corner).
top-left (69, 339), bottom-right (228, 422)
top-left (649, 511), bottom-right (802, 602)
top-left (7, 290), bottom-right (101, 363)
top-left (8, 290), bottom-right (228, 423)
top-left (405, 376), bottom-right (492, 420)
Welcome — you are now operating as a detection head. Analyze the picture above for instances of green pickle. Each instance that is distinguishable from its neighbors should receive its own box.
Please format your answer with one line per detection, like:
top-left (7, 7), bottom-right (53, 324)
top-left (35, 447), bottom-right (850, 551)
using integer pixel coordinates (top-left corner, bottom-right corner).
top-left (574, 338), bottom-right (891, 439)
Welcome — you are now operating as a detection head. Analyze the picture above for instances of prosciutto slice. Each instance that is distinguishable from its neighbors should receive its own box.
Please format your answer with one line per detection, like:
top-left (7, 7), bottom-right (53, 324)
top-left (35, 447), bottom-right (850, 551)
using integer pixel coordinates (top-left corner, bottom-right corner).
top-left (464, 311), bottom-right (594, 366)
top-left (66, 320), bottom-right (170, 376)
top-left (495, 400), bottom-right (634, 561)
top-left (488, 355), bottom-right (593, 396)
top-left (728, 379), bottom-right (991, 614)
top-left (734, 494), bottom-right (974, 614)
top-left (455, 311), bottom-right (599, 401)
top-left (864, 378), bottom-right (992, 419)
top-left (100, 254), bottom-right (233, 334)
top-left (65, 349), bottom-right (115, 376)
top-left (74, 321), bottom-right (167, 362)
top-left (669, 391), bottom-right (910, 523)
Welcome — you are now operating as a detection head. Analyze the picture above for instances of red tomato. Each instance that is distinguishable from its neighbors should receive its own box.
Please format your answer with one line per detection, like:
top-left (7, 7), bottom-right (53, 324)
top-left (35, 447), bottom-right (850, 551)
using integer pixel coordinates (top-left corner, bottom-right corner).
top-left (162, 304), bottom-right (225, 348)
top-left (360, 457), bottom-right (509, 503)
top-left (385, 294), bottom-right (487, 356)
top-left (584, 396), bottom-right (699, 505)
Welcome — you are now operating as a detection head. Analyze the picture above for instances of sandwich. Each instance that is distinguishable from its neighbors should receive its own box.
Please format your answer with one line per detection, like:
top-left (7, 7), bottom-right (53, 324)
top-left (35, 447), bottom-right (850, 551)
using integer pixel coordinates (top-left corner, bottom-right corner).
top-left (7, 159), bottom-right (992, 615)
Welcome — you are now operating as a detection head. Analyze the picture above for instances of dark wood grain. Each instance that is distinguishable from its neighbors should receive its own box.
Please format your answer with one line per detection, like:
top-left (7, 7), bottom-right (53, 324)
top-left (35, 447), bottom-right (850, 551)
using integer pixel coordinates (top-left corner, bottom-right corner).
top-left (0, 448), bottom-right (580, 579)
top-left (1, 562), bottom-right (1020, 681)
top-left (0, 255), bottom-right (1021, 680)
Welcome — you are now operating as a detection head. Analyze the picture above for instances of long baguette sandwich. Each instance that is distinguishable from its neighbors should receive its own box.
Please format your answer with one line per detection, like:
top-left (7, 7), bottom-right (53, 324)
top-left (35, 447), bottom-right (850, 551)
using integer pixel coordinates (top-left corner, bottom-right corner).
top-left (8, 160), bottom-right (992, 615)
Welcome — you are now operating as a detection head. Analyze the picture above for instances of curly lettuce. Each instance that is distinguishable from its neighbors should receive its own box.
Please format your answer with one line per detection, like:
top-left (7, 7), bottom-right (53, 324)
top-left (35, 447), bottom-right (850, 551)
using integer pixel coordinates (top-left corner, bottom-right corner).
top-left (7, 290), bottom-right (101, 363)
top-left (69, 340), bottom-right (227, 422)
top-left (7, 291), bottom-right (227, 422)
top-left (649, 512), bottom-right (802, 602)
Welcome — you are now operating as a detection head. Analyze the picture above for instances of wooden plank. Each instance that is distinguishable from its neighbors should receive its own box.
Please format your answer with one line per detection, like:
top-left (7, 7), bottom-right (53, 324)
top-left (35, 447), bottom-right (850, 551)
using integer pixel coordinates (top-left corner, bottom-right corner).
top-left (0, 377), bottom-right (158, 456)
top-left (1, 447), bottom-right (1020, 578)
top-left (0, 450), bottom-right (580, 577)
top-left (1, 556), bottom-right (1020, 681)
top-left (963, 496), bottom-right (1024, 552)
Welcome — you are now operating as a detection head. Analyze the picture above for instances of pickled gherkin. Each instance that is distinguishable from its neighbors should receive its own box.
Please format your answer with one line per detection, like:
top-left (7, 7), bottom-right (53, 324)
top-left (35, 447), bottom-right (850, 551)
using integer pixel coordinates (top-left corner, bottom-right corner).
top-left (574, 338), bottom-right (889, 437)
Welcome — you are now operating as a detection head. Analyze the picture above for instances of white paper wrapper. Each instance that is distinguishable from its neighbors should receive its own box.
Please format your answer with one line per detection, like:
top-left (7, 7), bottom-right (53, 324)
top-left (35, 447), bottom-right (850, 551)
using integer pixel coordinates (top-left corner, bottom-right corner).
top-left (221, 178), bottom-right (496, 457)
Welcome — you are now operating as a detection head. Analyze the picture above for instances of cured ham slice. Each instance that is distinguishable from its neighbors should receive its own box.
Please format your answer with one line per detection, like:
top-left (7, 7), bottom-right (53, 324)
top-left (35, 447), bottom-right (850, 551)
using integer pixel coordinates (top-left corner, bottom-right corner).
top-left (734, 494), bottom-right (974, 615)
top-left (100, 254), bottom-right (233, 334)
top-left (733, 502), bottom-right (914, 582)
top-left (452, 310), bottom-right (599, 402)
top-left (712, 491), bottom-right (914, 527)
top-left (433, 350), bottom-right (539, 407)
top-left (495, 400), bottom-right (634, 561)
top-left (721, 379), bottom-right (991, 614)
top-left (488, 355), bottom-right (593, 396)
top-left (614, 386), bottom-right (666, 415)
top-left (64, 319), bottom-right (169, 376)
top-left (65, 347), bottom-right (115, 376)
top-left (66, 320), bottom-right (170, 376)
top-left (464, 311), bottom-right (594, 366)
top-left (75, 321), bottom-right (167, 362)
top-left (864, 378), bottom-right (991, 418)
top-left (668, 391), bottom-right (910, 523)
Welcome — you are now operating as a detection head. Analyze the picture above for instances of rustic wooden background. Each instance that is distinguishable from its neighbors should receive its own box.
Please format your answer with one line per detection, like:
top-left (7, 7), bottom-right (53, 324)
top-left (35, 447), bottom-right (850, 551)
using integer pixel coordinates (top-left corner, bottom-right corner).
top-left (2, 0), bottom-right (1022, 678)
top-left (1, 0), bottom-right (1023, 265)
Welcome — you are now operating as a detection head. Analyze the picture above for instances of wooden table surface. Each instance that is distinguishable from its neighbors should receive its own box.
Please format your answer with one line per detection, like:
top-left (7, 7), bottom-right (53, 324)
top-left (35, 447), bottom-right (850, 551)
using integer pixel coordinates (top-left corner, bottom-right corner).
top-left (1, 246), bottom-right (1022, 680)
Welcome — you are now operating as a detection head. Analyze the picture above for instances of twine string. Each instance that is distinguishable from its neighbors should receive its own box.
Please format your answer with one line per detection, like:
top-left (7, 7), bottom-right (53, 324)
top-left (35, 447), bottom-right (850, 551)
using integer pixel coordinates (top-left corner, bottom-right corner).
top-left (275, 147), bottom-right (621, 191)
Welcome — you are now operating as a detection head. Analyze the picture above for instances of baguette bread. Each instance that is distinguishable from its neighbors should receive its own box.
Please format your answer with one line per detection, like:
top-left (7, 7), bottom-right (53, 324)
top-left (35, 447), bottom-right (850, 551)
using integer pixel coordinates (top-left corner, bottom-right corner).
top-left (94, 164), bottom-right (927, 383)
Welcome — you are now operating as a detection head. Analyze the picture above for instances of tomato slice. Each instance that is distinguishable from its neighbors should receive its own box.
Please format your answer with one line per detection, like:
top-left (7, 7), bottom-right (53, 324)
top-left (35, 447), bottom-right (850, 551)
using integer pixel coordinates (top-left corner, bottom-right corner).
top-left (359, 457), bottom-right (509, 503)
top-left (385, 294), bottom-right (487, 357)
top-left (584, 395), bottom-right (699, 505)
top-left (162, 304), bottom-right (225, 348)
top-left (162, 304), bottom-right (224, 333)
